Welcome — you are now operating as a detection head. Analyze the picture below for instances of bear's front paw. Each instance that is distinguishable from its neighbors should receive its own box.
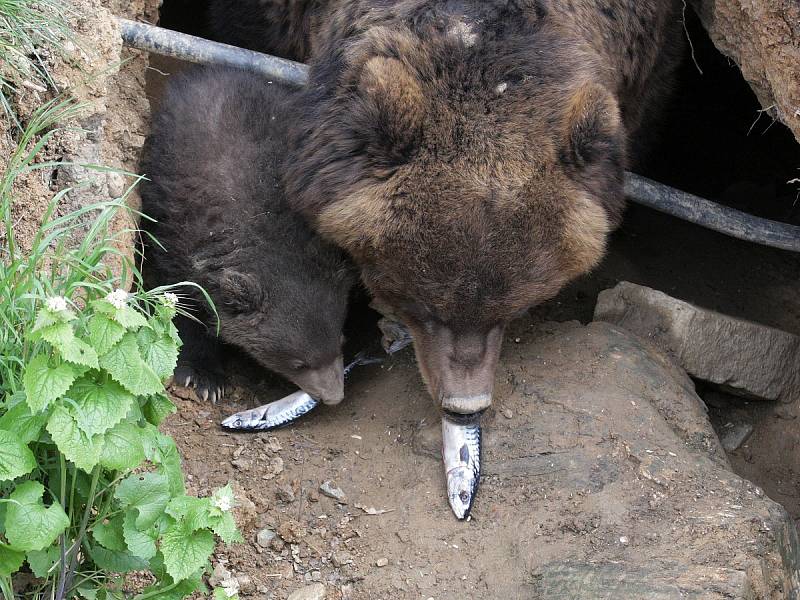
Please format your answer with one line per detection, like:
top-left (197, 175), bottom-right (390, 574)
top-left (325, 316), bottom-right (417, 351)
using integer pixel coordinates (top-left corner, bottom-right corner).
top-left (173, 364), bottom-right (227, 404)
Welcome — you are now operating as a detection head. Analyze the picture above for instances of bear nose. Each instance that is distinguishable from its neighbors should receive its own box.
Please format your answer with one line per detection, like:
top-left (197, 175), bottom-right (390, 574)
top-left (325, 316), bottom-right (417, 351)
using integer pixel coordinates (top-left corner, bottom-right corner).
top-left (292, 356), bottom-right (345, 405)
top-left (440, 392), bottom-right (492, 414)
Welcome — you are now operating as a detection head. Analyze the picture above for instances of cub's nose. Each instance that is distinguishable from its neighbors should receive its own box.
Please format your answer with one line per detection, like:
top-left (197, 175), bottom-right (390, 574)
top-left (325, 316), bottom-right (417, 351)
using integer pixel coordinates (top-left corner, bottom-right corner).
top-left (292, 356), bottom-right (345, 405)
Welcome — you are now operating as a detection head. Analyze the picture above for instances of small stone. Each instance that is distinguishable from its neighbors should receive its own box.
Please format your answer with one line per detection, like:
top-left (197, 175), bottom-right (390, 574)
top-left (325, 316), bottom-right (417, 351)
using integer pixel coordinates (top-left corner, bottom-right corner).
top-left (319, 481), bottom-right (347, 504)
top-left (276, 484), bottom-right (296, 503)
top-left (256, 528), bottom-right (276, 548)
top-left (270, 536), bottom-right (285, 552)
top-left (619, 535), bottom-right (629, 545)
top-left (375, 557), bottom-right (389, 567)
top-left (208, 562), bottom-right (231, 587)
top-left (236, 574), bottom-right (255, 595)
top-left (278, 519), bottom-right (307, 544)
top-left (502, 408), bottom-right (513, 419)
top-left (231, 458), bottom-right (251, 470)
top-left (308, 489), bottom-right (320, 503)
top-left (331, 551), bottom-right (351, 568)
top-left (719, 422), bottom-right (754, 452)
top-left (287, 583), bottom-right (326, 600)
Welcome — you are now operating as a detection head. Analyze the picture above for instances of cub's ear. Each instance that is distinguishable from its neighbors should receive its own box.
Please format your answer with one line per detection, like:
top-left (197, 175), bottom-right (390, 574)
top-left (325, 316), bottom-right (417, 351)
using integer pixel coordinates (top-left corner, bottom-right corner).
top-left (356, 57), bottom-right (424, 168)
top-left (562, 83), bottom-right (624, 173)
top-left (220, 270), bottom-right (263, 312)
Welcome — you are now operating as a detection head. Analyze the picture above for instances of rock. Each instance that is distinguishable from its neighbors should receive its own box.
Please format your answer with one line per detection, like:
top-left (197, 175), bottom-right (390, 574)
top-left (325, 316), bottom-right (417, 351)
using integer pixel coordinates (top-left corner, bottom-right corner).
top-left (278, 519), bottom-right (307, 544)
top-left (236, 574), bottom-right (255, 595)
top-left (319, 481), bottom-right (347, 504)
top-left (594, 282), bottom-right (800, 403)
top-left (375, 558), bottom-right (389, 567)
top-left (501, 408), bottom-right (513, 419)
top-left (690, 0), bottom-right (800, 143)
top-left (208, 562), bottom-right (231, 587)
top-left (230, 481), bottom-right (257, 530)
top-left (719, 422), bottom-right (754, 452)
top-left (276, 483), bottom-right (296, 503)
top-left (256, 528), bottom-right (276, 548)
top-left (287, 583), bottom-right (326, 600)
top-left (331, 551), bottom-right (351, 568)
top-left (408, 321), bottom-right (800, 597)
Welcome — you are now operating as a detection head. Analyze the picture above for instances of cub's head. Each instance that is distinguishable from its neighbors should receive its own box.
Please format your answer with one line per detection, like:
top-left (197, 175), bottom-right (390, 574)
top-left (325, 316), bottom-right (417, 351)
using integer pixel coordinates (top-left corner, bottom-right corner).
top-left (214, 250), bottom-right (354, 405)
top-left (288, 14), bottom-right (626, 413)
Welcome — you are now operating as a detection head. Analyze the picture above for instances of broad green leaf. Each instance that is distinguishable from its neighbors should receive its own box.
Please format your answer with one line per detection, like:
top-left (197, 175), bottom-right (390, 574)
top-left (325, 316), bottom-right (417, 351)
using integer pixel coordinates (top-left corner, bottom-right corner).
top-left (138, 571), bottom-right (204, 600)
top-left (165, 496), bottom-right (211, 532)
top-left (23, 354), bottom-right (77, 413)
top-left (114, 305), bottom-right (149, 330)
top-left (31, 309), bottom-right (59, 334)
top-left (0, 429), bottom-right (37, 481)
top-left (5, 481), bottom-right (70, 552)
top-left (92, 515), bottom-right (126, 551)
top-left (122, 510), bottom-right (157, 560)
top-left (70, 378), bottom-right (135, 437)
top-left (160, 522), bottom-right (214, 582)
top-left (100, 421), bottom-right (145, 471)
top-left (115, 472), bottom-right (170, 529)
top-left (88, 315), bottom-right (125, 355)
top-left (138, 332), bottom-right (179, 380)
top-left (46, 406), bottom-right (104, 473)
top-left (156, 435), bottom-right (185, 496)
top-left (89, 544), bottom-right (148, 573)
top-left (0, 401), bottom-right (47, 444)
top-left (39, 322), bottom-right (99, 368)
top-left (77, 586), bottom-right (98, 600)
top-left (100, 334), bottom-right (163, 396)
top-left (0, 544), bottom-right (25, 576)
top-left (26, 545), bottom-right (60, 578)
top-left (210, 511), bottom-right (241, 544)
top-left (142, 393), bottom-right (176, 426)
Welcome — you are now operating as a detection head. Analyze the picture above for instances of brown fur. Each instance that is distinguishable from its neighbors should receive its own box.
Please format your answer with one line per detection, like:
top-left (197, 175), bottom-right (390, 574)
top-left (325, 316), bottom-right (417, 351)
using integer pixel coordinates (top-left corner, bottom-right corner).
top-left (277, 0), bottom-right (683, 410)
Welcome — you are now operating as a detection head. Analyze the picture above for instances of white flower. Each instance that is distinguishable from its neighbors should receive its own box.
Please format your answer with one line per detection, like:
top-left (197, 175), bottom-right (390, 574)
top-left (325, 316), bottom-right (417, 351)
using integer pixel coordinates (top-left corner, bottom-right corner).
top-left (212, 494), bottom-right (234, 513)
top-left (105, 288), bottom-right (129, 309)
top-left (46, 296), bottom-right (68, 312)
top-left (221, 578), bottom-right (239, 597)
top-left (162, 292), bottom-right (179, 307)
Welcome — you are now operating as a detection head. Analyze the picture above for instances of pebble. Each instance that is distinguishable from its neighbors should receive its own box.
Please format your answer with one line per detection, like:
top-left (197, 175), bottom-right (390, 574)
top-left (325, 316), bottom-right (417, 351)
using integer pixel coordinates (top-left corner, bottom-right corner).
top-left (276, 484), bottom-right (296, 503)
top-left (331, 551), bottom-right (352, 568)
top-left (720, 422), bottom-right (754, 452)
top-left (256, 528), bottom-right (276, 548)
top-left (319, 481), bottom-right (347, 504)
top-left (236, 574), bottom-right (255, 594)
top-left (278, 519), bottom-right (307, 544)
top-left (501, 408), bottom-right (513, 419)
top-left (375, 557), bottom-right (389, 567)
top-left (287, 583), bottom-right (326, 600)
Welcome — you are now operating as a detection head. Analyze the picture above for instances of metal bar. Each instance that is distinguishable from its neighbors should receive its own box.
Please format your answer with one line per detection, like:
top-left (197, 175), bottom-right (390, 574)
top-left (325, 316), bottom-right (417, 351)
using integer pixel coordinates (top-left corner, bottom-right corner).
top-left (625, 173), bottom-right (800, 253)
top-left (118, 18), bottom-right (309, 86)
top-left (118, 18), bottom-right (800, 253)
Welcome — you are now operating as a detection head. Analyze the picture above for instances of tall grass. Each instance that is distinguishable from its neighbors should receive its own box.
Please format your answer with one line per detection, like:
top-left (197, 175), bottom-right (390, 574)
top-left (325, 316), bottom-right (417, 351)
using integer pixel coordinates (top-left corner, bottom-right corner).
top-left (0, 0), bottom-right (71, 124)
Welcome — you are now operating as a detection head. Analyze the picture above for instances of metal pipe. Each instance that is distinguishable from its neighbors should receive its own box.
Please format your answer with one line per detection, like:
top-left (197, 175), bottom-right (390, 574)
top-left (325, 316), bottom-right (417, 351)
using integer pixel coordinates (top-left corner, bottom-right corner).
top-left (118, 18), bottom-right (800, 253)
top-left (625, 173), bottom-right (800, 253)
top-left (118, 18), bottom-right (309, 86)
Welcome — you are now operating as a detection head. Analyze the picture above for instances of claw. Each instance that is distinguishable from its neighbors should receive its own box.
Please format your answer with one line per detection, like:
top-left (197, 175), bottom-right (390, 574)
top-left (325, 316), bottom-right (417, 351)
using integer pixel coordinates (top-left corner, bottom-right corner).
top-left (184, 375), bottom-right (192, 387)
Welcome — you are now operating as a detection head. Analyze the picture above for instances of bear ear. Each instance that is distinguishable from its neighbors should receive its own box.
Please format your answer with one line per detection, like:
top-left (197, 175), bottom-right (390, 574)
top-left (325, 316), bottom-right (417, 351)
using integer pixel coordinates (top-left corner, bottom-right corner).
top-left (220, 270), bottom-right (263, 313)
top-left (357, 57), bottom-right (424, 167)
top-left (561, 83), bottom-right (624, 174)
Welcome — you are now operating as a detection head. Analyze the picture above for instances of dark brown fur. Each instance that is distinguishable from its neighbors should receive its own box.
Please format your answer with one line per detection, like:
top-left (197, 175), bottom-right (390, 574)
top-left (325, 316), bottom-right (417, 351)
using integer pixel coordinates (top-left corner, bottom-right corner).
top-left (140, 67), bottom-right (355, 404)
top-left (259, 0), bottom-right (683, 411)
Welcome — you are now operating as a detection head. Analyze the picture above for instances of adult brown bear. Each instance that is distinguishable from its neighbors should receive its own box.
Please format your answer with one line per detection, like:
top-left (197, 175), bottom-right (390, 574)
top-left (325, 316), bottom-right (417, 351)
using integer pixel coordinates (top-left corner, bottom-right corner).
top-left (212, 0), bottom-right (684, 414)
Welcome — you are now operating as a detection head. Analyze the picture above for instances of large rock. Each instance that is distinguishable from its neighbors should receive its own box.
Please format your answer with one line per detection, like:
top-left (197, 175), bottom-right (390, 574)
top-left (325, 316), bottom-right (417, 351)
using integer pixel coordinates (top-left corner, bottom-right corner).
top-left (691, 0), bottom-right (800, 144)
top-left (594, 281), bottom-right (800, 403)
top-left (406, 321), bottom-right (799, 599)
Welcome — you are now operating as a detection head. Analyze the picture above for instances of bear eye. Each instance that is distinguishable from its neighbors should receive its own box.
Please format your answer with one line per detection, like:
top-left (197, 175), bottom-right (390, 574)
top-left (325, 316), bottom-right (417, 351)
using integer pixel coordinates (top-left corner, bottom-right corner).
top-left (290, 360), bottom-right (306, 371)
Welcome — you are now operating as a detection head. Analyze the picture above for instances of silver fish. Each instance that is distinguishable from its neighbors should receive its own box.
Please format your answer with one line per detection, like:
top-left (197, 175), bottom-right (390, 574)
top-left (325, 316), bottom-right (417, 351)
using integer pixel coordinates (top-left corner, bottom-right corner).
top-left (221, 390), bottom-right (318, 431)
top-left (221, 350), bottom-right (385, 431)
top-left (442, 415), bottom-right (482, 520)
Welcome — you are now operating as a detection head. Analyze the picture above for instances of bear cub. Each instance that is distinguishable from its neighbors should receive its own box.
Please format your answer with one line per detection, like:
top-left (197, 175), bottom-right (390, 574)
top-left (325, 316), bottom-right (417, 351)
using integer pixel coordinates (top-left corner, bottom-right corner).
top-left (140, 67), bottom-right (354, 404)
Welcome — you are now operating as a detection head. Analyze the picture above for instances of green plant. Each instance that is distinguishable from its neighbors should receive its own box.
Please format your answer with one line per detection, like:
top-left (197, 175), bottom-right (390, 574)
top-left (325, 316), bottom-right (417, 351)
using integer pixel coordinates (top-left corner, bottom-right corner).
top-left (0, 0), bottom-right (71, 124)
top-left (1, 103), bottom-right (239, 599)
